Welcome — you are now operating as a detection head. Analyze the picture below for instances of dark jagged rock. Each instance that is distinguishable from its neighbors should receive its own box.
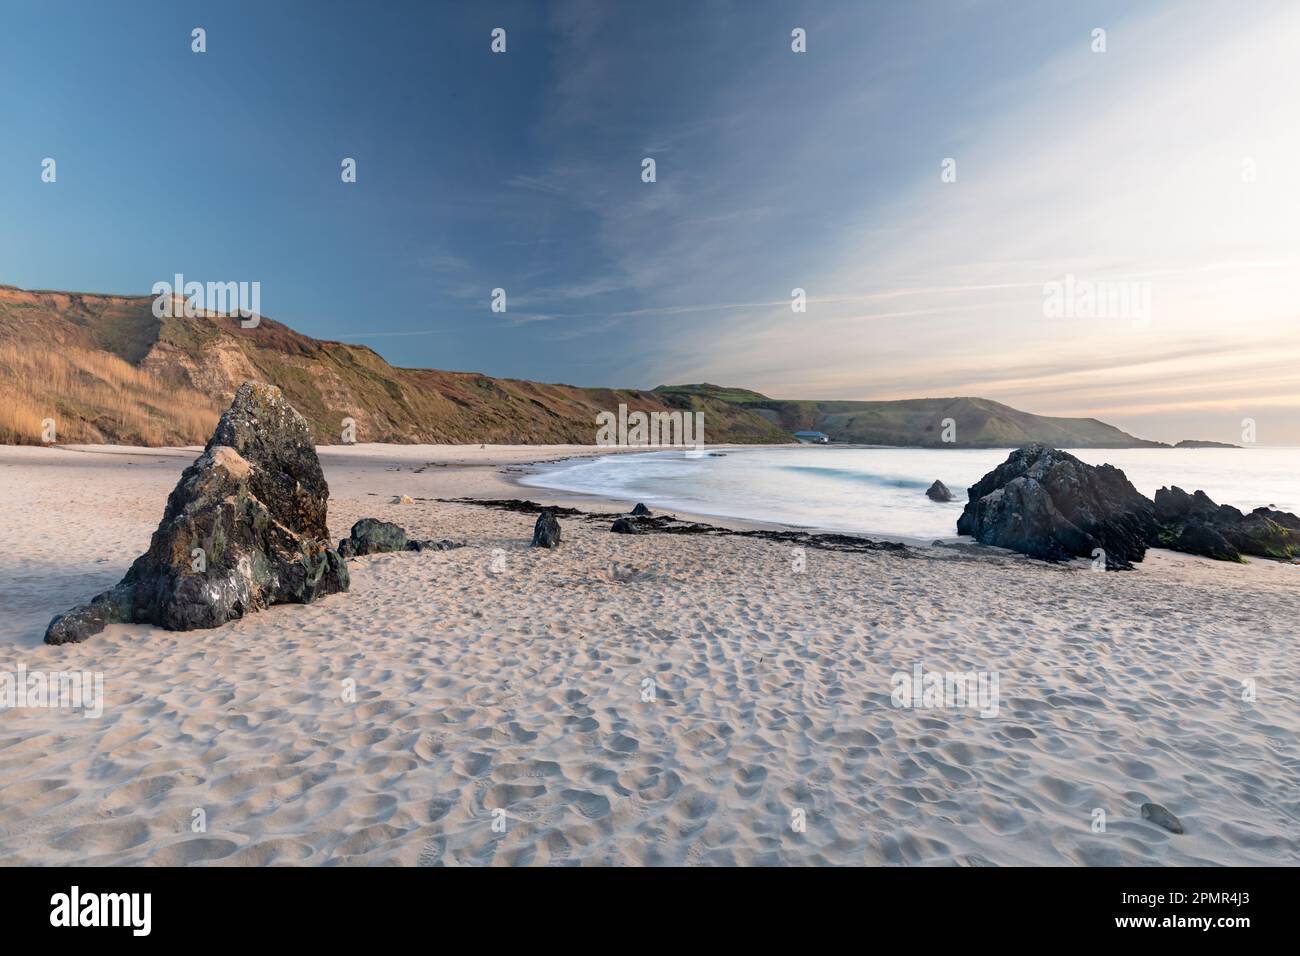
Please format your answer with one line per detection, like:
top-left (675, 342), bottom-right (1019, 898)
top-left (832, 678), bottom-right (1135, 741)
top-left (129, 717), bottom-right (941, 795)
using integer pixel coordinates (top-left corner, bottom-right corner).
top-left (532, 509), bottom-right (561, 548)
top-left (1154, 486), bottom-right (1300, 562)
top-left (44, 382), bottom-right (349, 645)
top-left (925, 480), bottom-right (954, 502)
top-left (41, 600), bottom-right (127, 649)
top-left (339, 518), bottom-right (408, 556)
top-left (957, 444), bottom-right (1157, 570)
top-left (1153, 485), bottom-right (1217, 524)
top-left (1140, 802), bottom-right (1184, 834)
top-left (338, 518), bottom-right (466, 556)
top-left (1167, 521), bottom-right (1239, 562)
top-left (631, 502), bottom-right (653, 517)
top-left (407, 538), bottom-right (465, 552)
top-left (611, 516), bottom-right (646, 534)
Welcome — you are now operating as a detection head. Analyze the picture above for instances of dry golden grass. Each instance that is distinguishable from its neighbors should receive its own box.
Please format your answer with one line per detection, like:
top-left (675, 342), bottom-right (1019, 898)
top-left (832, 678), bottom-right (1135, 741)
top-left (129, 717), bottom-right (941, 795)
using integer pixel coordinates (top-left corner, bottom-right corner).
top-left (0, 344), bottom-right (220, 445)
top-left (0, 388), bottom-right (45, 445)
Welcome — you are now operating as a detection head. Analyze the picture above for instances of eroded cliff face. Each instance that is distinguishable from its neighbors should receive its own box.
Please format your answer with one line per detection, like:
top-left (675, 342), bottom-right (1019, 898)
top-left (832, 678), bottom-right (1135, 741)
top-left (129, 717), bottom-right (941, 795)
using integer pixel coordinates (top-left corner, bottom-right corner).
top-left (0, 283), bottom-right (788, 446)
top-left (138, 334), bottom-right (262, 399)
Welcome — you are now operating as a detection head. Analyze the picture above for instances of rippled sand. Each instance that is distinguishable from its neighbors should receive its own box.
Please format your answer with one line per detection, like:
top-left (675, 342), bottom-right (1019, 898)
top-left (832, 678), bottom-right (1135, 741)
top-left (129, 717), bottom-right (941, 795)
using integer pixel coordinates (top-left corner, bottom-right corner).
top-left (1, 444), bottom-right (1297, 865)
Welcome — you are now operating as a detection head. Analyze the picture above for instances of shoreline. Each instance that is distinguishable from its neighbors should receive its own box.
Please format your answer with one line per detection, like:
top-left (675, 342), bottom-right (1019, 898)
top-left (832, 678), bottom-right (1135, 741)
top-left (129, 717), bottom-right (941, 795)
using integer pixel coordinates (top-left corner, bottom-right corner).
top-left (320, 441), bottom-right (928, 543)
top-left (506, 452), bottom-right (952, 547)
top-left (13, 440), bottom-right (1297, 551)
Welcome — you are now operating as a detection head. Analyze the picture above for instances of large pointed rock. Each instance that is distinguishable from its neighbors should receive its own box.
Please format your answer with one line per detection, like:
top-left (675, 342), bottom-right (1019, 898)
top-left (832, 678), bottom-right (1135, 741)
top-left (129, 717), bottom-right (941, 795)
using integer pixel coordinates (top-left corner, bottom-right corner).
top-left (44, 382), bottom-right (349, 645)
top-left (957, 444), bottom-right (1157, 569)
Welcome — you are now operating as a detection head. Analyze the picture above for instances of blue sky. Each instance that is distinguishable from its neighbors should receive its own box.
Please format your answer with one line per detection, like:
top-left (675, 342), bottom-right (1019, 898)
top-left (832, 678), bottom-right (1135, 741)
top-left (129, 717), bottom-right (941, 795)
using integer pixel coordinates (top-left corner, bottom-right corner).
top-left (2, 0), bottom-right (1298, 443)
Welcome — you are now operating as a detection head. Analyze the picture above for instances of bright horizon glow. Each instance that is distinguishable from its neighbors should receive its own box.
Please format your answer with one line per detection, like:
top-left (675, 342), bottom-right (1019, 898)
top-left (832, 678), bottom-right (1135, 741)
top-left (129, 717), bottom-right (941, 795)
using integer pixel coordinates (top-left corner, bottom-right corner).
top-left (647, 2), bottom-right (1300, 445)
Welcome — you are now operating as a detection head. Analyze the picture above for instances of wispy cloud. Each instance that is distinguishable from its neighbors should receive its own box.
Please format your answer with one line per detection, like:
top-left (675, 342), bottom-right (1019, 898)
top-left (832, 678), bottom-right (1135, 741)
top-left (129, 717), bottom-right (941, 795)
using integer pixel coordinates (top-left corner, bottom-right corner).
top-left (559, 0), bottom-right (1300, 442)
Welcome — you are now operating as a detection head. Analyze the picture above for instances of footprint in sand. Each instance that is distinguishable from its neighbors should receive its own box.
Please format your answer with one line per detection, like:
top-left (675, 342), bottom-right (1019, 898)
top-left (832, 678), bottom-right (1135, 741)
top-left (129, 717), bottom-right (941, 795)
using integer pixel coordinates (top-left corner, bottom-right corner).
top-left (733, 765), bottom-right (768, 800)
top-left (51, 818), bottom-right (151, 855)
top-left (148, 836), bottom-right (240, 866)
top-left (561, 788), bottom-right (612, 820)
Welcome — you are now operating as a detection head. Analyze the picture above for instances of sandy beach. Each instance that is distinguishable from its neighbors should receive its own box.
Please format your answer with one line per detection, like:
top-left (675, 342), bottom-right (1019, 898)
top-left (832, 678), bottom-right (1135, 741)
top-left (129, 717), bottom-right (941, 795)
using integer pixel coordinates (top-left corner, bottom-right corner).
top-left (1, 442), bottom-right (1298, 866)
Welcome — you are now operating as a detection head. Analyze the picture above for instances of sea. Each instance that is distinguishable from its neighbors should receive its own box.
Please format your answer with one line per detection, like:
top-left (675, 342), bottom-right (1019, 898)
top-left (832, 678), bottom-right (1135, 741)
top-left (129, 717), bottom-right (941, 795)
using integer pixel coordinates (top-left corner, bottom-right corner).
top-left (518, 445), bottom-right (1300, 540)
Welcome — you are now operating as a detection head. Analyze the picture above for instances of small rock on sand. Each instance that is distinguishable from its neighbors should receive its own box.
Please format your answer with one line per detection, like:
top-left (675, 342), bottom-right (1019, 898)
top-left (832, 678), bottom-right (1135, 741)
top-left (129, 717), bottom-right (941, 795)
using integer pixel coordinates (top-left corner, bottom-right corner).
top-left (407, 538), bottom-right (464, 552)
top-left (532, 509), bottom-right (561, 548)
top-left (339, 518), bottom-right (408, 556)
top-left (1141, 802), bottom-right (1184, 833)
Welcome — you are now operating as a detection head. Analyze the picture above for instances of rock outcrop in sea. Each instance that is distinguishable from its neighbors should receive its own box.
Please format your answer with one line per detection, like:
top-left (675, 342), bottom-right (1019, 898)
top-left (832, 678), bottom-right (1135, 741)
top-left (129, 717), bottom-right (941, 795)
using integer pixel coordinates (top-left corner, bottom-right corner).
top-left (959, 445), bottom-right (1298, 568)
top-left (957, 444), bottom-right (1157, 570)
top-left (925, 480), bottom-right (954, 502)
top-left (44, 382), bottom-right (349, 645)
top-left (1154, 486), bottom-right (1300, 562)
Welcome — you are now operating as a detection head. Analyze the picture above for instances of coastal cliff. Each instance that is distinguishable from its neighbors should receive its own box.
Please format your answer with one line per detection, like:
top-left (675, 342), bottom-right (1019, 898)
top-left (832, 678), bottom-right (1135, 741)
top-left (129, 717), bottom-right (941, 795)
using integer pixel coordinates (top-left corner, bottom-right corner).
top-left (3, 283), bottom-right (1158, 448)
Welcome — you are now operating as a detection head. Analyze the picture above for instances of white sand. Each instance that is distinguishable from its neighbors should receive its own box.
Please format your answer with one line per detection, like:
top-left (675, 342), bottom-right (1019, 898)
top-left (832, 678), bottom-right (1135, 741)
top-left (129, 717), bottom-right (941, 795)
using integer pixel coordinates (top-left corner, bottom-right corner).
top-left (1, 443), bottom-right (1298, 865)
